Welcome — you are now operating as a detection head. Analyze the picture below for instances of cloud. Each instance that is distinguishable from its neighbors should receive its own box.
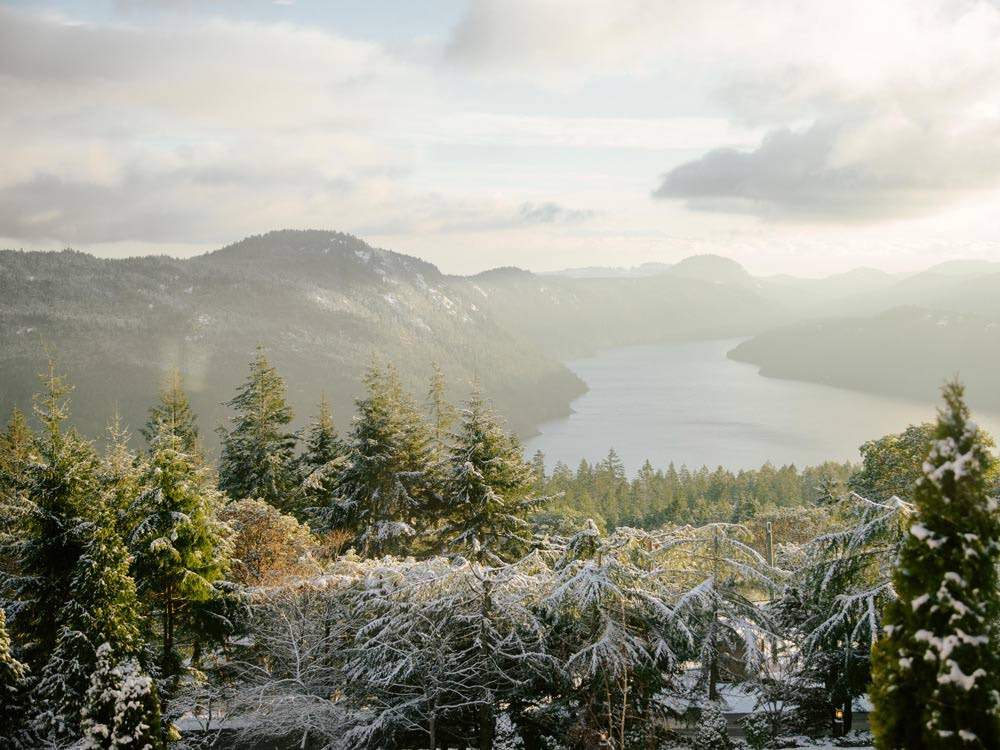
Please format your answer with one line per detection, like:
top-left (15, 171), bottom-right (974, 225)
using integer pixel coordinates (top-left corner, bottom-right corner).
top-left (517, 202), bottom-right (594, 225)
top-left (654, 114), bottom-right (1000, 220)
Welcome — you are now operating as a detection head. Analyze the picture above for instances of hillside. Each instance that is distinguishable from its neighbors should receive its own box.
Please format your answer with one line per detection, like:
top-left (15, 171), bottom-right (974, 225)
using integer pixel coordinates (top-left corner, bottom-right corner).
top-left (728, 306), bottom-right (1000, 412)
top-left (0, 230), bottom-right (782, 450)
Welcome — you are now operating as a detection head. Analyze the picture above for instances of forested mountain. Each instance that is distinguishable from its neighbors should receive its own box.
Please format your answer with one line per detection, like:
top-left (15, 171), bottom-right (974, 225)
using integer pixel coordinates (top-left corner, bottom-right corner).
top-left (729, 306), bottom-right (1000, 412)
top-left (0, 230), bottom-right (783, 451)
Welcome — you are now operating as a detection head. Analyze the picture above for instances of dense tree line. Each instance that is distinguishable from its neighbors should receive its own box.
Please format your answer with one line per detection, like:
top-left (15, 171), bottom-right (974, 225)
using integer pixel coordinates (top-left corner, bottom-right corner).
top-left (1, 349), bottom-right (997, 749)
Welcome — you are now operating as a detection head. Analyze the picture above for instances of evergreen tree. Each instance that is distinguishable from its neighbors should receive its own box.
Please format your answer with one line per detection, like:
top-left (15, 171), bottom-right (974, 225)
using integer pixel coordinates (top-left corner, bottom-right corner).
top-left (141, 368), bottom-right (200, 456)
top-left (5, 365), bottom-right (100, 671)
top-left (32, 501), bottom-right (146, 745)
top-left (131, 425), bottom-right (231, 675)
top-left (81, 642), bottom-right (164, 750)
top-left (426, 361), bottom-right (457, 448)
top-left (100, 414), bottom-right (146, 537)
top-left (218, 347), bottom-right (298, 509)
top-left (871, 382), bottom-right (1000, 749)
top-left (297, 396), bottom-right (345, 519)
top-left (332, 363), bottom-right (440, 556)
top-left (440, 391), bottom-right (542, 563)
top-left (0, 609), bottom-right (29, 748)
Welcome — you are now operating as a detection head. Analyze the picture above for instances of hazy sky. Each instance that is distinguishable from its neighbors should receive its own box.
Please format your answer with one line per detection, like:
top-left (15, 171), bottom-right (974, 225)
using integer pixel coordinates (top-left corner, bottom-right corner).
top-left (3, 0), bottom-right (1000, 275)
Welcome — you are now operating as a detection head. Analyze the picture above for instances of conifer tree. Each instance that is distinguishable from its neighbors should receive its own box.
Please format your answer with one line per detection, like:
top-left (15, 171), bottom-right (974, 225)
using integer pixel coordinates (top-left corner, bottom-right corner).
top-left (218, 347), bottom-right (298, 509)
top-left (141, 368), bottom-right (200, 456)
top-left (440, 391), bottom-right (542, 563)
top-left (131, 425), bottom-right (231, 675)
top-left (81, 643), bottom-right (164, 750)
top-left (871, 382), bottom-right (1000, 750)
top-left (0, 609), bottom-right (29, 748)
top-left (6, 365), bottom-right (100, 670)
top-left (297, 396), bottom-right (345, 519)
top-left (333, 363), bottom-right (440, 556)
top-left (32, 501), bottom-right (146, 745)
top-left (426, 361), bottom-right (457, 448)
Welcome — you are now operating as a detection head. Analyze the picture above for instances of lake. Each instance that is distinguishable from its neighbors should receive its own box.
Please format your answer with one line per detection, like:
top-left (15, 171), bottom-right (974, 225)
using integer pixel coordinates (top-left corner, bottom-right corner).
top-left (524, 338), bottom-right (1000, 475)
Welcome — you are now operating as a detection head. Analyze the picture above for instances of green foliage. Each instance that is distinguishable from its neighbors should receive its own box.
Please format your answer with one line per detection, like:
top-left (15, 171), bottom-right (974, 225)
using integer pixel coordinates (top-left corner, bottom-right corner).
top-left (33, 501), bottom-right (146, 744)
top-left (849, 423), bottom-right (936, 503)
top-left (331, 362), bottom-right (441, 556)
top-left (0, 609), bottom-right (29, 747)
top-left (441, 391), bottom-right (542, 562)
top-left (871, 382), bottom-right (1000, 750)
top-left (297, 396), bottom-right (345, 520)
top-left (4, 365), bottom-right (101, 670)
top-left (536, 455), bottom-right (852, 531)
top-left (130, 425), bottom-right (231, 674)
top-left (218, 347), bottom-right (298, 510)
top-left (141, 368), bottom-right (201, 456)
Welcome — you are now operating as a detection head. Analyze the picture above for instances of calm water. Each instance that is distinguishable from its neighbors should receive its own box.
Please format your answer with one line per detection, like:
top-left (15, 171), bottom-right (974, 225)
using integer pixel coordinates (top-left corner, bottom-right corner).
top-left (525, 338), bottom-right (1000, 475)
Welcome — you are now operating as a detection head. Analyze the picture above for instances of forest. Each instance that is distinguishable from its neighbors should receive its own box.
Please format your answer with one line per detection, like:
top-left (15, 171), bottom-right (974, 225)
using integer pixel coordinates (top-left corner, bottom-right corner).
top-left (1, 350), bottom-right (998, 750)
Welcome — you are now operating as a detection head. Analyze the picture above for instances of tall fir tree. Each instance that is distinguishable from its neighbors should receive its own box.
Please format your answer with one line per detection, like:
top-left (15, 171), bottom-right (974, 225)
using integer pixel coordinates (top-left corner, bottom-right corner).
top-left (218, 347), bottom-right (298, 509)
top-left (426, 361), bottom-right (457, 449)
top-left (0, 609), bottom-right (29, 748)
top-left (870, 382), bottom-right (1000, 750)
top-left (440, 391), bottom-right (542, 563)
top-left (131, 425), bottom-right (231, 676)
top-left (32, 501), bottom-right (148, 745)
top-left (141, 368), bottom-right (200, 456)
top-left (297, 396), bottom-right (345, 519)
top-left (5, 365), bottom-right (100, 671)
top-left (333, 363), bottom-right (440, 556)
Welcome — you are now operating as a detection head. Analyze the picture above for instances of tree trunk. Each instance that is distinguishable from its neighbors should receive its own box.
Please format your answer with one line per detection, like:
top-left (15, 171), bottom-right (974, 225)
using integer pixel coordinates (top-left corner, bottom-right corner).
top-left (478, 703), bottom-right (494, 750)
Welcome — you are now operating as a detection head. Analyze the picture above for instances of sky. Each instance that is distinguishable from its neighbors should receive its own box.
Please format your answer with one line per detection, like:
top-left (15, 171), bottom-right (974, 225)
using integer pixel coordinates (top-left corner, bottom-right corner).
top-left (3, 0), bottom-right (1000, 276)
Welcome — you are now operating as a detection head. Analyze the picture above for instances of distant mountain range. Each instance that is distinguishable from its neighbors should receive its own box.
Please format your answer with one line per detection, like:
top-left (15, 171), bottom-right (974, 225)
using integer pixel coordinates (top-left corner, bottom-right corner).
top-left (4, 230), bottom-right (1000, 450)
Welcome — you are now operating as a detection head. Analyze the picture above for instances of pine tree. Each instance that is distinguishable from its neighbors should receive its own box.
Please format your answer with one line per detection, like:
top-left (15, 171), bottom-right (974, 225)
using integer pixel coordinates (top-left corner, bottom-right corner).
top-left (297, 396), bottom-right (345, 520)
top-left (218, 347), bottom-right (298, 509)
top-left (81, 642), bottom-right (164, 750)
top-left (32, 501), bottom-right (146, 745)
top-left (440, 391), bottom-right (542, 563)
top-left (333, 363), bottom-right (440, 556)
top-left (0, 609), bottom-right (29, 748)
top-left (6, 365), bottom-right (100, 671)
top-left (141, 368), bottom-right (200, 456)
top-left (426, 361), bottom-right (457, 449)
top-left (100, 414), bottom-right (146, 537)
top-left (131, 424), bottom-right (231, 675)
top-left (871, 382), bottom-right (1000, 750)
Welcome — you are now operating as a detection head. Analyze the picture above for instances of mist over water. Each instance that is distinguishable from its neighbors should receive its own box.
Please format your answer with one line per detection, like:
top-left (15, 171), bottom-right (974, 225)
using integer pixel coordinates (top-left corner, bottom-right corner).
top-left (525, 338), bottom-right (1000, 476)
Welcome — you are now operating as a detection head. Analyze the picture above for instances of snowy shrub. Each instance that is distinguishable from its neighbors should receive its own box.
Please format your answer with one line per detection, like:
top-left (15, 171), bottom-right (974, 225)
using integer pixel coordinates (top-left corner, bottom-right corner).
top-left (692, 702), bottom-right (731, 750)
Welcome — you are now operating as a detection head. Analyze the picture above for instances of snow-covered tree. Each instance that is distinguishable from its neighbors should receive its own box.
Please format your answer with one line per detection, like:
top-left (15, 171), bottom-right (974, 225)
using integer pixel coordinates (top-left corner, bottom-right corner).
top-left (342, 554), bottom-right (553, 749)
top-left (440, 391), bottom-right (544, 563)
top-left (4, 366), bottom-right (100, 671)
top-left (130, 425), bottom-right (231, 676)
top-left (218, 347), bottom-right (298, 510)
top-left (330, 363), bottom-right (441, 556)
top-left (692, 701), bottom-right (731, 750)
top-left (544, 524), bottom-right (686, 749)
top-left (32, 498), bottom-right (146, 745)
top-left (297, 396), bottom-right (346, 521)
top-left (81, 642), bottom-right (164, 750)
top-left (657, 522), bottom-right (782, 701)
top-left (871, 382), bottom-right (1000, 749)
top-left (0, 609), bottom-right (29, 748)
top-left (141, 368), bottom-right (200, 457)
top-left (786, 490), bottom-right (911, 732)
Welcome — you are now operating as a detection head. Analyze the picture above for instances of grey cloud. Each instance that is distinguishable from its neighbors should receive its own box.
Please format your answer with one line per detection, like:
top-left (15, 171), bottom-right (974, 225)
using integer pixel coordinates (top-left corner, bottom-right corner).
top-left (653, 117), bottom-right (1000, 220)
